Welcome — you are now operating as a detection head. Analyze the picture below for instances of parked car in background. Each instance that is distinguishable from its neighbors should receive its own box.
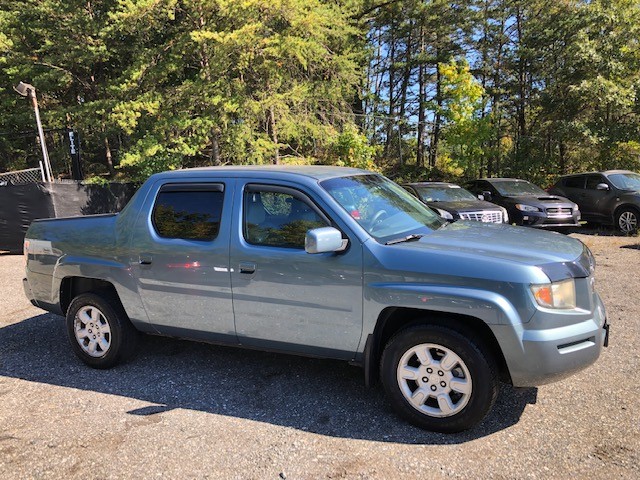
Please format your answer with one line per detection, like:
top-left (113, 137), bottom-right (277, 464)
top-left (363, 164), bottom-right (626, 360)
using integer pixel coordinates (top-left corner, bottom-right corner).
top-left (549, 170), bottom-right (640, 234)
top-left (403, 182), bottom-right (508, 223)
top-left (463, 178), bottom-right (580, 228)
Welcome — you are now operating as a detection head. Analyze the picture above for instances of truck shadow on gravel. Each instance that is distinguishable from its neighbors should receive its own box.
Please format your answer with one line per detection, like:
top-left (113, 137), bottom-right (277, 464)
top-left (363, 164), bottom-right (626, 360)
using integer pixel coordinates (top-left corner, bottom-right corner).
top-left (0, 314), bottom-right (537, 444)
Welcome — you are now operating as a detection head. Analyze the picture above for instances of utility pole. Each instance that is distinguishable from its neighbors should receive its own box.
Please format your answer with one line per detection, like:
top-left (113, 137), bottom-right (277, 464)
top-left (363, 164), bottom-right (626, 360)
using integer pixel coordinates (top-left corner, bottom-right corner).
top-left (14, 82), bottom-right (53, 183)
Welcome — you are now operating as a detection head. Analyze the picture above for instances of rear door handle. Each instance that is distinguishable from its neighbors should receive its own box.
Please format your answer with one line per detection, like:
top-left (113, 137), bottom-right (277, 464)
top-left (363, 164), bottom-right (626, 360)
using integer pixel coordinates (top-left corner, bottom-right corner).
top-left (139, 253), bottom-right (153, 265)
top-left (239, 262), bottom-right (256, 274)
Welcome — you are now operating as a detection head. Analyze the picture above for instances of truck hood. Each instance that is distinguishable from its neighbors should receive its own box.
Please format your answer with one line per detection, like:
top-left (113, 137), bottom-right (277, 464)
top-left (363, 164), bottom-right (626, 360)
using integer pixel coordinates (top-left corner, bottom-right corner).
top-left (502, 194), bottom-right (576, 208)
top-left (397, 221), bottom-right (584, 266)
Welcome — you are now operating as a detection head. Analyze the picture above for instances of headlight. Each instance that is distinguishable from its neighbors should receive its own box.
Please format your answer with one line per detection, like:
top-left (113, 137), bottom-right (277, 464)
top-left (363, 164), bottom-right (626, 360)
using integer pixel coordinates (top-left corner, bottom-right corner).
top-left (530, 278), bottom-right (576, 309)
top-left (515, 204), bottom-right (541, 212)
top-left (435, 208), bottom-right (454, 220)
top-left (499, 206), bottom-right (509, 223)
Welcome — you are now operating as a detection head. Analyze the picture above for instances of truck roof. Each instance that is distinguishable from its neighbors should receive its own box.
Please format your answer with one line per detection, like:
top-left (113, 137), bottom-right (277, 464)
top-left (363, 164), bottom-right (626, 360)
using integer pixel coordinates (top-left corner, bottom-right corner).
top-left (151, 165), bottom-right (370, 182)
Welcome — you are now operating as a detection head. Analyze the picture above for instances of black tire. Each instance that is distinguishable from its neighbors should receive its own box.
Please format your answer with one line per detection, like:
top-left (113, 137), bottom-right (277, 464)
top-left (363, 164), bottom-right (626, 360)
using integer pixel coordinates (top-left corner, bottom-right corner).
top-left (381, 324), bottom-right (499, 433)
top-left (615, 207), bottom-right (639, 234)
top-left (66, 292), bottom-right (138, 369)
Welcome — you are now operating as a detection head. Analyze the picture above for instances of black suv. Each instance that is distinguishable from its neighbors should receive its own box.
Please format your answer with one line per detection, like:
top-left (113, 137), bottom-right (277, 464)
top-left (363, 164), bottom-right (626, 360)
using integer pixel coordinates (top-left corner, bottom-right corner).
top-left (549, 170), bottom-right (640, 233)
top-left (403, 182), bottom-right (507, 223)
top-left (464, 178), bottom-right (580, 228)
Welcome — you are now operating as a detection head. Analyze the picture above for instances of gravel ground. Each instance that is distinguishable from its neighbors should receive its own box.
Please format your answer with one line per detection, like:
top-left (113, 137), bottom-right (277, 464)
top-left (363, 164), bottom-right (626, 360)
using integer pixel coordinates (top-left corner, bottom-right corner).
top-left (1, 230), bottom-right (639, 479)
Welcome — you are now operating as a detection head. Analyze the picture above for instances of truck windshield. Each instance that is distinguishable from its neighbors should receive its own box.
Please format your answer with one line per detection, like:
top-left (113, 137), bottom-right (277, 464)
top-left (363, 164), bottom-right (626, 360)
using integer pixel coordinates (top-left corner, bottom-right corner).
top-left (320, 174), bottom-right (446, 242)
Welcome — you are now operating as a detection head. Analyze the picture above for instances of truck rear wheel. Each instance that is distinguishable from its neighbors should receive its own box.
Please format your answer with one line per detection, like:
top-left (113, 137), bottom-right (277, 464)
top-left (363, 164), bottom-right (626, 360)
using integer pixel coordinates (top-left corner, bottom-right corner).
top-left (66, 292), bottom-right (138, 369)
top-left (381, 324), bottom-right (499, 433)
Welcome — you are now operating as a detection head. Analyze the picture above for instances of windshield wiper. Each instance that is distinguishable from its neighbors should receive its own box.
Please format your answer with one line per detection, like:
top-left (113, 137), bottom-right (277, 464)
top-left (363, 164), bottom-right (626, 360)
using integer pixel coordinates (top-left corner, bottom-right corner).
top-left (385, 234), bottom-right (425, 245)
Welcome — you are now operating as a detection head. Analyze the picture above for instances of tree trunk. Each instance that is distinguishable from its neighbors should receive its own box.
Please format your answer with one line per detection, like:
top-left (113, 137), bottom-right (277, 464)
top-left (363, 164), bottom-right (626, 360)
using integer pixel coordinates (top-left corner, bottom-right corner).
top-left (209, 129), bottom-right (221, 166)
top-left (104, 136), bottom-right (115, 176)
top-left (416, 25), bottom-right (426, 168)
top-left (370, 30), bottom-right (383, 140)
top-left (429, 61), bottom-right (443, 168)
top-left (489, 16), bottom-right (506, 178)
top-left (268, 107), bottom-right (279, 165)
top-left (515, 6), bottom-right (527, 159)
top-left (479, 1), bottom-right (490, 178)
top-left (384, 28), bottom-right (397, 158)
top-left (397, 21), bottom-right (413, 167)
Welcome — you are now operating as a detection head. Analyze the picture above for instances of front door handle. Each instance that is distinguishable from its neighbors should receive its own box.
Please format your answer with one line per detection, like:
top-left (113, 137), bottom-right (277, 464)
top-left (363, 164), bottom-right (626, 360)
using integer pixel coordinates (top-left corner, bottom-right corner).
top-left (239, 262), bottom-right (256, 274)
top-left (139, 253), bottom-right (153, 265)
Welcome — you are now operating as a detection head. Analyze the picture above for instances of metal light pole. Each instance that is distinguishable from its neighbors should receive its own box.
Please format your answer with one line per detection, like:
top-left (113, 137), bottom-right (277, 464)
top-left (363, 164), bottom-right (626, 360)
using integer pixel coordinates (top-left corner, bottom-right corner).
top-left (14, 81), bottom-right (53, 183)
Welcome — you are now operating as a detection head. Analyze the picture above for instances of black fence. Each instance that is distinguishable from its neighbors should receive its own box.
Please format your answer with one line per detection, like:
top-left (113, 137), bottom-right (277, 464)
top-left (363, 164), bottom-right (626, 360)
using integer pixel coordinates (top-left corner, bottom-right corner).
top-left (0, 182), bottom-right (138, 252)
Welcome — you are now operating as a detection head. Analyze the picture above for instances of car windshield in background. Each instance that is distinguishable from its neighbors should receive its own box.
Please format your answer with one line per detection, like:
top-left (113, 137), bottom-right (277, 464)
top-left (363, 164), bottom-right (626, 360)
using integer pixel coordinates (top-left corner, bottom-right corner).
top-left (493, 180), bottom-right (547, 196)
top-left (414, 185), bottom-right (477, 202)
top-left (320, 175), bottom-right (445, 242)
top-left (608, 173), bottom-right (640, 191)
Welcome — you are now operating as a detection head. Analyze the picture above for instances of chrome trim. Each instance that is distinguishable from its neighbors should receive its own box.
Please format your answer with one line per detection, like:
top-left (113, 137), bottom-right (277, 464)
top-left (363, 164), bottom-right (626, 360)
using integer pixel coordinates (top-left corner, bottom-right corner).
top-left (545, 207), bottom-right (573, 218)
top-left (459, 211), bottom-right (503, 223)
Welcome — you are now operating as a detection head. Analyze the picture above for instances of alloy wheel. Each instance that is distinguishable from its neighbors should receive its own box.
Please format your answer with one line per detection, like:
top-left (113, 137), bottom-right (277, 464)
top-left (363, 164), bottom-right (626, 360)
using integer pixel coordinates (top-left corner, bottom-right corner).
top-left (73, 305), bottom-right (112, 358)
top-left (618, 211), bottom-right (638, 233)
top-left (396, 343), bottom-right (472, 418)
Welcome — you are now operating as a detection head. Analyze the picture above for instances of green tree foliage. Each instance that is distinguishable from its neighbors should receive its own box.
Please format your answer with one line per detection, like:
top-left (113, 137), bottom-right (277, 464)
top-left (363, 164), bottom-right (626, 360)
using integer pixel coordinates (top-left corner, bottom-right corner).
top-left (1, 0), bottom-right (639, 184)
top-left (439, 59), bottom-right (490, 178)
top-left (0, 0), bottom-right (364, 179)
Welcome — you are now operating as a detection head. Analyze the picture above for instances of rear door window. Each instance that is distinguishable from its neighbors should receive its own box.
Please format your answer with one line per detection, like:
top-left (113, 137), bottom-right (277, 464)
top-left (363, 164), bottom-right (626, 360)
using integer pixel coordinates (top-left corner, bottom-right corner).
top-left (564, 176), bottom-right (585, 189)
top-left (152, 183), bottom-right (225, 241)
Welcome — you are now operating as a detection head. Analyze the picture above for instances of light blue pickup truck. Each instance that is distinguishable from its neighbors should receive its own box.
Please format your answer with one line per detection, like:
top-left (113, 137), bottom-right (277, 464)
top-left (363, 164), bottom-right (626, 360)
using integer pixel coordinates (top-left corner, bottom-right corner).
top-left (23, 166), bottom-right (609, 432)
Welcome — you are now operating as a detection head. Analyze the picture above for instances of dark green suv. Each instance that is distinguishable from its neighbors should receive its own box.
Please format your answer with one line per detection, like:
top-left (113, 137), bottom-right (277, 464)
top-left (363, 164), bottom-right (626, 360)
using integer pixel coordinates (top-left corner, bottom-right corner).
top-left (549, 170), bottom-right (640, 233)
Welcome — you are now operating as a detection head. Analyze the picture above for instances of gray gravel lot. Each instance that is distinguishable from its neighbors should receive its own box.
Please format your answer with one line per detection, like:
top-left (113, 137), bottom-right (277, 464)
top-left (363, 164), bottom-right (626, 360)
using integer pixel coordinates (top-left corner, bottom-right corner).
top-left (1, 230), bottom-right (639, 479)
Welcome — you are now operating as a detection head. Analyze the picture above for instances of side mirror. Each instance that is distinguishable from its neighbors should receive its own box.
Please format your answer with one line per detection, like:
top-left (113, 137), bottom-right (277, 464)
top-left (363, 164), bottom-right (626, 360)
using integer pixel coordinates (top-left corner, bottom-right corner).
top-left (305, 227), bottom-right (345, 254)
top-left (596, 183), bottom-right (610, 191)
top-left (477, 194), bottom-right (485, 201)
top-left (481, 191), bottom-right (492, 201)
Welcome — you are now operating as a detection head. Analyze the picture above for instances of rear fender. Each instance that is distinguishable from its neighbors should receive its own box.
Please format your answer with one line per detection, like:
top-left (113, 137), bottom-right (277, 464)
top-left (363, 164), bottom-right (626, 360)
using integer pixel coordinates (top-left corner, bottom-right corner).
top-left (52, 255), bottom-right (151, 330)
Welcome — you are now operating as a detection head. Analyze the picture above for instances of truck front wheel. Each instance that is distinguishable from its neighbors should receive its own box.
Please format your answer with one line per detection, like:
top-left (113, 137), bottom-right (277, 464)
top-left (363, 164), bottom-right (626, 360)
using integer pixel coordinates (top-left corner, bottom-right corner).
top-left (66, 293), bottom-right (138, 369)
top-left (381, 324), bottom-right (499, 433)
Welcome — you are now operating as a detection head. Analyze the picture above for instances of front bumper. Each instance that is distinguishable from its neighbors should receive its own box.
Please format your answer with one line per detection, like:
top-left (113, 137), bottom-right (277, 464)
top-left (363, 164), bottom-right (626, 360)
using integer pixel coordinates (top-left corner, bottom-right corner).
top-left (514, 210), bottom-right (581, 227)
top-left (493, 294), bottom-right (608, 387)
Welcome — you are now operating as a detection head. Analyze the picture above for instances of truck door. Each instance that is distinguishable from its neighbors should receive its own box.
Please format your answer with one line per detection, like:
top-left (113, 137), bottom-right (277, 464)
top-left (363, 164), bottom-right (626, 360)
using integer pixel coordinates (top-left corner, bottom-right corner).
top-left (130, 179), bottom-right (236, 342)
top-left (229, 182), bottom-right (363, 359)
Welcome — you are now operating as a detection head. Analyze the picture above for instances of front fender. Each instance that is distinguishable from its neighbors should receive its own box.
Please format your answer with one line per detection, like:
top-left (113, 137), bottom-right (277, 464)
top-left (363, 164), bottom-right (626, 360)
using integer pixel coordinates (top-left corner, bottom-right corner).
top-left (363, 282), bottom-right (531, 336)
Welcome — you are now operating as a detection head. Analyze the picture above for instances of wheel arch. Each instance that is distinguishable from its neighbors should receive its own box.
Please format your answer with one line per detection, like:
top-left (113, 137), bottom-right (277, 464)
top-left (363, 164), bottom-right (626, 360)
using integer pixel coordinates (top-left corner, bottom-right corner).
top-left (364, 307), bottom-right (511, 387)
top-left (613, 204), bottom-right (640, 230)
top-left (614, 203), bottom-right (640, 218)
top-left (60, 277), bottom-right (123, 316)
